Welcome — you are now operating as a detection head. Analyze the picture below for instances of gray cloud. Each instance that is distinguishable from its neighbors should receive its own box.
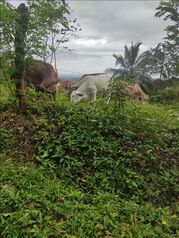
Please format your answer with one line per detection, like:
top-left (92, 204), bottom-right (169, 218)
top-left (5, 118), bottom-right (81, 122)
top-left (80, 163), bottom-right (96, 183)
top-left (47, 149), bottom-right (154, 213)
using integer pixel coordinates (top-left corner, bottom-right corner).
top-left (8, 0), bottom-right (168, 76)
top-left (68, 0), bottom-right (167, 46)
top-left (56, 0), bottom-right (168, 75)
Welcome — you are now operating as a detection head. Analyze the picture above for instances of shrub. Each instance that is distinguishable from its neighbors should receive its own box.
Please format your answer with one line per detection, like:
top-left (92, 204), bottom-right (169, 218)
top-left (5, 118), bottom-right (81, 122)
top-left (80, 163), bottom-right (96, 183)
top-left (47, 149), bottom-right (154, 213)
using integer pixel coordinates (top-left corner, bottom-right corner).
top-left (33, 103), bottom-right (179, 204)
top-left (0, 84), bottom-right (179, 237)
top-left (0, 127), bottom-right (15, 153)
top-left (151, 86), bottom-right (179, 104)
top-left (106, 79), bottom-right (128, 110)
top-left (1, 161), bottom-right (179, 238)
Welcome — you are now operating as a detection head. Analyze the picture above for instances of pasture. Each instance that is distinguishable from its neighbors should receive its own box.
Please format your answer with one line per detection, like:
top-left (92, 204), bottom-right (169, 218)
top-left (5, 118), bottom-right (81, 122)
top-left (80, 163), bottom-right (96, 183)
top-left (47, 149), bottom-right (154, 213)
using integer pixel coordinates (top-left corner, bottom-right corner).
top-left (0, 81), bottom-right (179, 237)
top-left (1, 0), bottom-right (178, 236)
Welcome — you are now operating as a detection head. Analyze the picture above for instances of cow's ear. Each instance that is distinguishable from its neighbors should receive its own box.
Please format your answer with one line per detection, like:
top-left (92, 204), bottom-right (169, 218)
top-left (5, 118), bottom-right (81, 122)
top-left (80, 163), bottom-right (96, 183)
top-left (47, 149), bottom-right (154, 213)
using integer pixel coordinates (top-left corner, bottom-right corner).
top-left (77, 93), bottom-right (83, 96)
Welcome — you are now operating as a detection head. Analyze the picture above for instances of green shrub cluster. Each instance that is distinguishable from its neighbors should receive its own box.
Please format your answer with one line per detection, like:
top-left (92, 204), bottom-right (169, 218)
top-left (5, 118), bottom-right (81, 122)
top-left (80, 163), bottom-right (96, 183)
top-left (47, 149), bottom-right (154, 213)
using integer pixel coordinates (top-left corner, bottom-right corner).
top-left (1, 90), bottom-right (179, 237)
top-left (1, 161), bottom-right (179, 238)
top-left (0, 82), bottom-right (16, 110)
top-left (151, 86), bottom-right (179, 105)
top-left (33, 103), bottom-right (179, 205)
top-left (0, 127), bottom-right (15, 154)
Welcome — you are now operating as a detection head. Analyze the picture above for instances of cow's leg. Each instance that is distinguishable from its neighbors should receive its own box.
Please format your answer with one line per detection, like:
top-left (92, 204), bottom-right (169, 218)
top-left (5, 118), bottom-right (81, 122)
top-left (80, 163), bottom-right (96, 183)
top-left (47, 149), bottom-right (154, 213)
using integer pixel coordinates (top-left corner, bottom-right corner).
top-left (90, 88), bottom-right (97, 102)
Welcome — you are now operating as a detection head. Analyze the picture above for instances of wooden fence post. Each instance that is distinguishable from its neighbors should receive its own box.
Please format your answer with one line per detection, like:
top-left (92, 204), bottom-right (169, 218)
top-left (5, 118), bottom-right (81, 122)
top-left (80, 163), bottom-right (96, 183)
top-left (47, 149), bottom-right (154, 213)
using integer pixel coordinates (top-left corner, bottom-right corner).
top-left (14, 3), bottom-right (28, 111)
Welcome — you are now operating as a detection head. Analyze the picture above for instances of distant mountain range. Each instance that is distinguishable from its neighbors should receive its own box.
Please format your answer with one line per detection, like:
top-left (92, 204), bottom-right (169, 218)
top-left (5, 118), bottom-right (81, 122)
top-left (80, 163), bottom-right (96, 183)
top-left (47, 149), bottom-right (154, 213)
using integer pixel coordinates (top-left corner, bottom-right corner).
top-left (59, 72), bottom-right (108, 81)
top-left (59, 73), bottom-right (82, 81)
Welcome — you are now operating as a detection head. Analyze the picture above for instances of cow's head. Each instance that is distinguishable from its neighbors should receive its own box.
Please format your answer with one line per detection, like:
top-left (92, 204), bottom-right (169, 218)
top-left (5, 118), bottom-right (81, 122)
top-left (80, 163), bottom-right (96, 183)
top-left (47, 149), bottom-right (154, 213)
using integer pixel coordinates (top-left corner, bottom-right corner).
top-left (139, 93), bottom-right (149, 102)
top-left (71, 90), bottom-right (84, 103)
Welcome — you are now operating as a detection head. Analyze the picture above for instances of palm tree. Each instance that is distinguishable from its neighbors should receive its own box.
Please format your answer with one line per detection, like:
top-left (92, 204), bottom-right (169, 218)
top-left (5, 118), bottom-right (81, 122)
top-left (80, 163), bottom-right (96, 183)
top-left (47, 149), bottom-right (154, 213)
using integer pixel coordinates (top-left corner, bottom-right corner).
top-left (106, 42), bottom-right (154, 93)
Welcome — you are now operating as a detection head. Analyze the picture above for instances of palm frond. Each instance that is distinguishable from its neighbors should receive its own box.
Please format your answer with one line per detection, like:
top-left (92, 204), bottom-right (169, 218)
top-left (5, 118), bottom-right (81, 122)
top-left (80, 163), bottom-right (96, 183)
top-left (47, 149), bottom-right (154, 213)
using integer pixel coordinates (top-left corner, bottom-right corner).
top-left (113, 54), bottom-right (129, 69)
top-left (134, 51), bottom-right (151, 68)
top-left (124, 45), bottom-right (131, 66)
top-left (111, 41), bottom-right (152, 83)
top-left (131, 42), bottom-right (142, 66)
top-left (105, 68), bottom-right (129, 79)
top-left (139, 77), bottom-right (156, 94)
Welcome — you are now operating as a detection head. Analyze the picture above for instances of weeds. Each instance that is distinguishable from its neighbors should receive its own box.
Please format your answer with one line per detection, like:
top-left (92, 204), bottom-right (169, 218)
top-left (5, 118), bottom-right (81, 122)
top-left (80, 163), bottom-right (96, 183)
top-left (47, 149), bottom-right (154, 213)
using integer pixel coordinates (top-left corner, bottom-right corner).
top-left (0, 87), bottom-right (179, 237)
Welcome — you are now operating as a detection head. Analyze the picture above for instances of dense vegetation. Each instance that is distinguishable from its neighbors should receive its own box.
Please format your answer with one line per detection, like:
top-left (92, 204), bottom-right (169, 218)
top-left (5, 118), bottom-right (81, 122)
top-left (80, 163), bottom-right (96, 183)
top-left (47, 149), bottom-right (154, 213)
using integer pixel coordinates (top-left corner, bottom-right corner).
top-left (0, 0), bottom-right (179, 237)
top-left (0, 82), bottom-right (179, 237)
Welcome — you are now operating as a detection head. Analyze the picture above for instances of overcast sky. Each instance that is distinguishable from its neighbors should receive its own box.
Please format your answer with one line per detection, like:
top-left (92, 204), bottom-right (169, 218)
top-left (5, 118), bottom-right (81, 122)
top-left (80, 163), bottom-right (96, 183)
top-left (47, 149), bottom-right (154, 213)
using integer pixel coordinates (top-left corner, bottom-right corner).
top-left (8, 0), bottom-right (168, 77)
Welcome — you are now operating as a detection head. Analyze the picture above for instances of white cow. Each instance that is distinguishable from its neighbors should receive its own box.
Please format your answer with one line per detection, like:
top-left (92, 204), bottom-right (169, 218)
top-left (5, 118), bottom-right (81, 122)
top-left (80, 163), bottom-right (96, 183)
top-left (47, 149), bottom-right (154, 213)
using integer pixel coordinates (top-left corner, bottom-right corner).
top-left (71, 73), bottom-right (111, 103)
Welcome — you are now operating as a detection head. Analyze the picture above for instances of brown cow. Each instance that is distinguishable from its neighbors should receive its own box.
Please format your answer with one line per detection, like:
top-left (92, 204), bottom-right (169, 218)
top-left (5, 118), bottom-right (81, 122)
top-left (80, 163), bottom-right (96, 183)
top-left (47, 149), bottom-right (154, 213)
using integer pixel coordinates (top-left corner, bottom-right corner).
top-left (107, 81), bottom-right (149, 104)
top-left (62, 80), bottom-right (76, 91)
top-left (56, 80), bottom-right (76, 92)
top-left (23, 62), bottom-right (58, 99)
top-left (56, 80), bottom-right (77, 95)
top-left (125, 84), bottom-right (149, 102)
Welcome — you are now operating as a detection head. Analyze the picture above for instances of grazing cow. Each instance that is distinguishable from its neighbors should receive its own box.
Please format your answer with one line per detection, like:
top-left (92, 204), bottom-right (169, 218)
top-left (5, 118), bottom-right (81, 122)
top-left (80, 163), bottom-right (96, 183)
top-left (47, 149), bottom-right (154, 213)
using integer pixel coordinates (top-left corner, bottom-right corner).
top-left (23, 62), bottom-right (58, 99)
top-left (71, 73), bottom-right (111, 103)
top-left (56, 80), bottom-right (77, 94)
top-left (62, 80), bottom-right (76, 91)
top-left (125, 84), bottom-right (149, 102)
top-left (61, 80), bottom-right (77, 94)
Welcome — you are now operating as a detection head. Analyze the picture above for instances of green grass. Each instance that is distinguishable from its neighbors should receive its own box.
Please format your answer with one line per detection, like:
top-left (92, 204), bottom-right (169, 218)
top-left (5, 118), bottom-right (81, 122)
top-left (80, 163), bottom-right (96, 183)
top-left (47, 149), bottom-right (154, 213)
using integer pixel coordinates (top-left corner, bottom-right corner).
top-left (0, 82), bottom-right (16, 109)
top-left (1, 159), bottom-right (179, 238)
top-left (0, 85), bottom-right (179, 237)
top-left (150, 86), bottom-right (179, 105)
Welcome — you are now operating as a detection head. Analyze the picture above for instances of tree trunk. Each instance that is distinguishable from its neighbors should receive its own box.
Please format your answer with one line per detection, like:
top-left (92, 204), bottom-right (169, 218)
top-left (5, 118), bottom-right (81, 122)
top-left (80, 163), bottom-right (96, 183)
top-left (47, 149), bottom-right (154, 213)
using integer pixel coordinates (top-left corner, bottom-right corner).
top-left (14, 3), bottom-right (28, 111)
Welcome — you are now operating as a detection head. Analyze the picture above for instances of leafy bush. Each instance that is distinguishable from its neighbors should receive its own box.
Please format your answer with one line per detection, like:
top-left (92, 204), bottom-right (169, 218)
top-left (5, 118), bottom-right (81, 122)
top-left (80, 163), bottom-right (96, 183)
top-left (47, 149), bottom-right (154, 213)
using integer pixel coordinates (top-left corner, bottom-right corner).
top-left (0, 82), bottom-right (16, 110)
top-left (1, 83), bottom-right (179, 237)
top-left (0, 127), bottom-right (15, 153)
top-left (106, 79), bottom-right (127, 110)
top-left (151, 86), bottom-right (179, 104)
top-left (32, 103), bottom-right (179, 205)
top-left (1, 161), bottom-right (179, 238)
top-left (151, 78), bottom-right (179, 94)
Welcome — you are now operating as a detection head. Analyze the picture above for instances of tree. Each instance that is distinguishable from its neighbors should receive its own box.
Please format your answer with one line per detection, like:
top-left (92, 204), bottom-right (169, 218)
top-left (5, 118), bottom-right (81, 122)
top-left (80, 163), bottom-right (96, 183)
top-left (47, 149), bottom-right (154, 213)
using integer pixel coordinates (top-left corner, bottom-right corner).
top-left (150, 0), bottom-right (179, 80)
top-left (155, 0), bottom-right (179, 45)
top-left (0, 0), bottom-right (80, 62)
top-left (146, 42), bottom-right (178, 80)
top-left (106, 42), bottom-right (152, 90)
top-left (0, 0), bottom-right (80, 108)
top-left (0, 0), bottom-right (17, 53)
top-left (13, 3), bottom-right (29, 110)
top-left (25, 0), bottom-right (81, 66)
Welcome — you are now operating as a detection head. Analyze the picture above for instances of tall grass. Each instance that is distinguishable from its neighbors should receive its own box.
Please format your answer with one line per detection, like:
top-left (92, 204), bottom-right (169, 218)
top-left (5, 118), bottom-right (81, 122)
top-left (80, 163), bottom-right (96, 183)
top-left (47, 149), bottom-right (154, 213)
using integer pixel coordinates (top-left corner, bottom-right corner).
top-left (0, 83), bottom-right (179, 237)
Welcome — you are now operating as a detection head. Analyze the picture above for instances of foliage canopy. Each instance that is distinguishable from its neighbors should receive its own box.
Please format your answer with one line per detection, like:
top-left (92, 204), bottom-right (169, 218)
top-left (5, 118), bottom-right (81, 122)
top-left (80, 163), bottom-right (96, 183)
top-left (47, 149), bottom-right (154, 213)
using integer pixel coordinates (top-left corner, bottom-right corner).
top-left (0, 0), bottom-right (80, 61)
top-left (147, 0), bottom-right (179, 80)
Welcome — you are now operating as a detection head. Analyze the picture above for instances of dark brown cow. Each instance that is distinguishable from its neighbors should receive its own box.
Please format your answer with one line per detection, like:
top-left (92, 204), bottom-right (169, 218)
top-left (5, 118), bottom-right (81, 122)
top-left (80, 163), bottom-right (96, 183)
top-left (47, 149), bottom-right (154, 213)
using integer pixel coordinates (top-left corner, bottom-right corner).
top-left (23, 62), bottom-right (58, 99)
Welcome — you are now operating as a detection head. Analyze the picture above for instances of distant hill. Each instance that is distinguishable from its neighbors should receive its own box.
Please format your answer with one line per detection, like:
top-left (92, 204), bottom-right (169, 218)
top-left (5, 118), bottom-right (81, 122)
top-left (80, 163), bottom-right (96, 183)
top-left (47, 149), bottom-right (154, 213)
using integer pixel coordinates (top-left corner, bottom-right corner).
top-left (59, 73), bottom-right (82, 81)
top-left (58, 72), bottom-right (110, 81)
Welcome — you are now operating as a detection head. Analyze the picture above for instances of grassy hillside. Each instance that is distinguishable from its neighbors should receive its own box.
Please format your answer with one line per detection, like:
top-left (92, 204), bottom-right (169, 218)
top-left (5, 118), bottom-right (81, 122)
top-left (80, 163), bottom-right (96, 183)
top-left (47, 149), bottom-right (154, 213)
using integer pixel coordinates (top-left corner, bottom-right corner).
top-left (0, 84), bottom-right (179, 237)
top-left (1, 160), bottom-right (178, 238)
